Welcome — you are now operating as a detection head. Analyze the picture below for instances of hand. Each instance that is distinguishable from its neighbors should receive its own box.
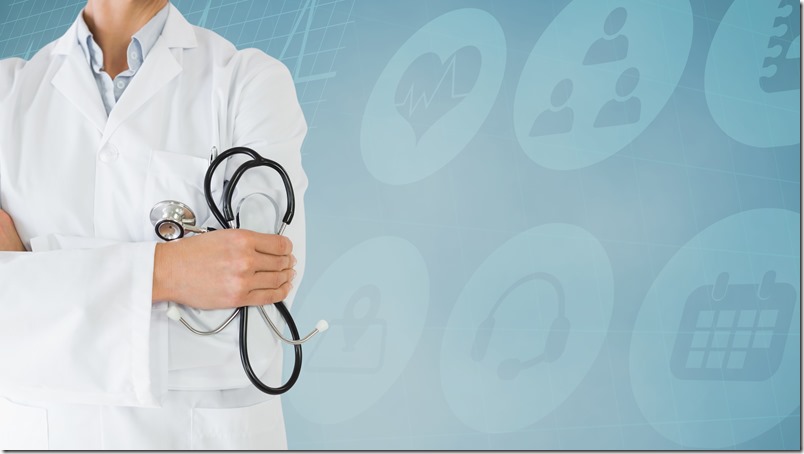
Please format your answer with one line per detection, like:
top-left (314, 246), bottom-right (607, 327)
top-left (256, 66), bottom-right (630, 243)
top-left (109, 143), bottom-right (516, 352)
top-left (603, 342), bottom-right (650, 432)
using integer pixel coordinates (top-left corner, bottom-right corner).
top-left (152, 229), bottom-right (296, 309)
top-left (0, 209), bottom-right (25, 252)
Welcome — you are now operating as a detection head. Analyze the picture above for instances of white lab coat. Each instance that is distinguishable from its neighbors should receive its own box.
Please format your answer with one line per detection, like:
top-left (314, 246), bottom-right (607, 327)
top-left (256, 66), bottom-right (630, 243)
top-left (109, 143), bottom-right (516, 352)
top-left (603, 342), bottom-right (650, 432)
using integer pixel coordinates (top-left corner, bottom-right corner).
top-left (0, 4), bottom-right (308, 449)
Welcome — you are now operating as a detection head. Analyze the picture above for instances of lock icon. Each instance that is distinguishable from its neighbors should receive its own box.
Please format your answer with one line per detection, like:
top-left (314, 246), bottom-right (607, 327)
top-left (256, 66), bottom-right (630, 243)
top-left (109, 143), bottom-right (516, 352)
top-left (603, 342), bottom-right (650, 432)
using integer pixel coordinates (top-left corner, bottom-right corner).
top-left (307, 285), bottom-right (388, 374)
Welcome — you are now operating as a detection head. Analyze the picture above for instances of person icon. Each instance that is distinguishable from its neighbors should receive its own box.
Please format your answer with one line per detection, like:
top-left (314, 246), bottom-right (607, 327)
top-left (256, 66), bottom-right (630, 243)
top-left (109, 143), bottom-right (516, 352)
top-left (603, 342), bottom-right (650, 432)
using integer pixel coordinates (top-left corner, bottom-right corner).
top-left (594, 67), bottom-right (641, 128)
top-left (583, 7), bottom-right (629, 66)
top-left (529, 79), bottom-right (574, 136)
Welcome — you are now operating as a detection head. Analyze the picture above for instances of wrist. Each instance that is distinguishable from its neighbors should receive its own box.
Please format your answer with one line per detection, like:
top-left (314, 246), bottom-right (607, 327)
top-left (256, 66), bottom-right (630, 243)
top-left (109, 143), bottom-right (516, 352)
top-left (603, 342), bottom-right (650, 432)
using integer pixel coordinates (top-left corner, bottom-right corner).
top-left (152, 242), bottom-right (178, 303)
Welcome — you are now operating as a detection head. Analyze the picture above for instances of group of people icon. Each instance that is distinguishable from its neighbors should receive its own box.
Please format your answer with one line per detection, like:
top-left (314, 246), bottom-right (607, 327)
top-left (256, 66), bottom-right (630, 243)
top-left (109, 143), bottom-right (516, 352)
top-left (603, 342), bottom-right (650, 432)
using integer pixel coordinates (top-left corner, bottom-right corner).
top-left (530, 7), bottom-right (643, 137)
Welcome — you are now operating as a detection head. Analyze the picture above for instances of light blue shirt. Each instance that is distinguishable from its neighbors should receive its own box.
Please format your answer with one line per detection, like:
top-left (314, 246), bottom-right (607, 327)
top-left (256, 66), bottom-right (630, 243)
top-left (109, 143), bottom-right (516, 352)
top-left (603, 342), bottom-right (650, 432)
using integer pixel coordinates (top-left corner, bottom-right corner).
top-left (75, 4), bottom-right (170, 116)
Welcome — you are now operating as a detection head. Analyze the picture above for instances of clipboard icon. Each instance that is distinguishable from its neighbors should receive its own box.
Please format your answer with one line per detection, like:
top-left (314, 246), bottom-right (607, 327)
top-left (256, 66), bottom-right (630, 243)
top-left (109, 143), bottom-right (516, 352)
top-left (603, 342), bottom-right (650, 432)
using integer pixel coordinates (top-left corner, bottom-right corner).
top-left (759, 0), bottom-right (800, 94)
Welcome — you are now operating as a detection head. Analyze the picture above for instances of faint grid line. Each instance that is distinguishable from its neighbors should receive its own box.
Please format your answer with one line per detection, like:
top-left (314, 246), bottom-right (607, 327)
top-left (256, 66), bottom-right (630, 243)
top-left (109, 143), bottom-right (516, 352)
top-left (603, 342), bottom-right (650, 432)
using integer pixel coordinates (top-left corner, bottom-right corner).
top-left (230, 0), bottom-right (254, 47)
top-left (172, 0), bottom-right (354, 128)
top-left (289, 410), bottom-right (800, 447)
top-left (703, 2), bottom-right (786, 447)
top-left (306, 1), bottom-right (338, 82)
top-left (219, 0), bottom-right (239, 38)
top-left (295, 0), bottom-right (353, 128)
top-left (312, 212), bottom-right (800, 258)
top-left (438, 326), bottom-right (800, 335)
top-left (204, 0), bottom-right (345, 32)
top-left (736, 0), bottom-right (792, 443)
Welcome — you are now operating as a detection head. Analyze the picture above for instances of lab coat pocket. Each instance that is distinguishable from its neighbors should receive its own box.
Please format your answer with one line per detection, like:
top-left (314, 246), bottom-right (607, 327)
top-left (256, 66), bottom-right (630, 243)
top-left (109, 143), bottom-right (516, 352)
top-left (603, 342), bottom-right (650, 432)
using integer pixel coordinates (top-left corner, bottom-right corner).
top-left (143, 149), bottom-right (223, 241)
top-left (191, 398), bottom-right (286, 449)
top-left (0, 397), bottom-right (48, 450)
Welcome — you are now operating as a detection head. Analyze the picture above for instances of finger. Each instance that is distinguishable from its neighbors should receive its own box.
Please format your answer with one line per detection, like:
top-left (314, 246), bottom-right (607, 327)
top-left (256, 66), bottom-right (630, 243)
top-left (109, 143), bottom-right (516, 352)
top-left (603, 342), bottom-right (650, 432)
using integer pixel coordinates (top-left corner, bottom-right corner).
top-left (245, 282), bottom-right (293, 306)
top-left (251, 253), bottom-right (292, 273)
top-left (252, 233), bottom-right (292, 256)
top-left (250, 269), bottom-right (295, 290)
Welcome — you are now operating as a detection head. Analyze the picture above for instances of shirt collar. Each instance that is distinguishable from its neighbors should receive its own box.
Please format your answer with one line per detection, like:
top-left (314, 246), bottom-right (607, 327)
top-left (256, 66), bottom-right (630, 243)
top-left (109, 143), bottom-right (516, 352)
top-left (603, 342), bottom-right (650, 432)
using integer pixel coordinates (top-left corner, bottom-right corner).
top-left (75, 3), bottom-right (170, 73)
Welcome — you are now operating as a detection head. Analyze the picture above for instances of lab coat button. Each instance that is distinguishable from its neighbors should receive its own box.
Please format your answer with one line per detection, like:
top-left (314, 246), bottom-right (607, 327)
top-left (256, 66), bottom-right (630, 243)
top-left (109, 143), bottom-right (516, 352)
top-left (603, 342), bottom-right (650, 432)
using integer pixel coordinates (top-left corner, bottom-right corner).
top-left (99, 146), bottom-right (119, 163)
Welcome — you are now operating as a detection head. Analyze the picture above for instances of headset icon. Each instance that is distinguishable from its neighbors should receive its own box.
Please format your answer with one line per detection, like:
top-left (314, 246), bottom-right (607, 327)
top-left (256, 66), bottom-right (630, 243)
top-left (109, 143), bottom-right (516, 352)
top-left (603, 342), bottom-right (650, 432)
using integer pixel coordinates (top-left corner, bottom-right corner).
top-left (471, 272), bottom-right (571, 379)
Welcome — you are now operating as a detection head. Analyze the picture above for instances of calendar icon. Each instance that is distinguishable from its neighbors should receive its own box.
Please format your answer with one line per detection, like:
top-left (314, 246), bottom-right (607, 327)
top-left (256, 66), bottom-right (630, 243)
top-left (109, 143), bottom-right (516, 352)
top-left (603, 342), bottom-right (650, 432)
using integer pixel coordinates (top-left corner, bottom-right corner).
top-left (670, 271), bottom-right (796, 381)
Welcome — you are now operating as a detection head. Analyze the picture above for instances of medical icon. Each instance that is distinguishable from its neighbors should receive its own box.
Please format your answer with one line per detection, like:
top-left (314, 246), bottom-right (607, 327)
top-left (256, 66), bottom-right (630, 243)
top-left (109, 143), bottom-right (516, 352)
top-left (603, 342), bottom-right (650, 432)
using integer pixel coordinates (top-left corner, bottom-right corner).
top-left (395, 46), bottom-right (482, 142)
top-left (529, 79), bottom-right (574, 136)
top-left (441, 223), bottom-right (614, 433)
top-left (759, 0), bottom-right (800, 93)
top-left (514, 0), bottom-right (692, 170)
top-left (287, 236), bottom-right (428, 425)
top-left (583, 7), bottom-right (629, 65)
top-left (705, 0), bottom-right (799, 147)
top-left (471, 272), bottom-right (569, 380)
top-left (594, 67), bottom-right (641, 128)
top-left (308, 284), bottom-right (387, 374)
top-left (670, 271), bottom-right (795, 381)
top-left (630, 209), bottom-right (800, 448)
top-left (361, 8), bottom-right (505, 184)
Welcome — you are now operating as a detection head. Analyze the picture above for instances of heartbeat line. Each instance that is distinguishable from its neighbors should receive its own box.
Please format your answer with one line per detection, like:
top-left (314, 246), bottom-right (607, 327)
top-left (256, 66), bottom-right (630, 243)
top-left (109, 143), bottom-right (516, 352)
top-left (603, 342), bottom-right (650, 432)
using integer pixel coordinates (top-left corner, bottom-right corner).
top-left (279, 0), bottom-right (317, 77)
top-left (395, 53), bottom-right (472, 117)
top-left (195, 0), bottom-right (318, 76)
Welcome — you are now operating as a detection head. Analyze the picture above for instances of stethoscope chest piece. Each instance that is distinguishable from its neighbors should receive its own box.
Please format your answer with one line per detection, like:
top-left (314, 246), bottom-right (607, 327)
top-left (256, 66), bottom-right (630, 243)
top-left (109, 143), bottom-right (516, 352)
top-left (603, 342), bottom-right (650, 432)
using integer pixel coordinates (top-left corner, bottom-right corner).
top-left (150, 200), bottom-right (204, 241)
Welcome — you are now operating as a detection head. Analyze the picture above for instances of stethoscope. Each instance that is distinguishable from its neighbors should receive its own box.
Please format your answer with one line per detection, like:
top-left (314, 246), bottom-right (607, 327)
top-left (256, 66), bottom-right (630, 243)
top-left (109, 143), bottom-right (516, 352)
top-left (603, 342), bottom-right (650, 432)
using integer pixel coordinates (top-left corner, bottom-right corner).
top-left (149, 146), bottom-right (327, 395)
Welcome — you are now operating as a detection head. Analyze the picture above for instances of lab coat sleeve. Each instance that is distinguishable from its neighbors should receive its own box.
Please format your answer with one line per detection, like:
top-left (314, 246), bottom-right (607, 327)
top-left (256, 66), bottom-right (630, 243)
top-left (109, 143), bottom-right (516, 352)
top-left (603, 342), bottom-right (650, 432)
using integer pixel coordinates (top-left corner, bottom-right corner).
top-left (0, 242), bottom-right (164, 408)
top-left (0, 58), bottom-right (163, 407)
top-left (226, 50), bottom-right (309, 311)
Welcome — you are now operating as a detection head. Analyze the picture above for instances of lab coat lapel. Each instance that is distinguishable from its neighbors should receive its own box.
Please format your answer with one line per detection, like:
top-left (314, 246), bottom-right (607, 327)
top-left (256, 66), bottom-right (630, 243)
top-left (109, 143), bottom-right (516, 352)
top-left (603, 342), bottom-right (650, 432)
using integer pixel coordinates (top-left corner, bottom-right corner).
top-left (50, 24), bottom-right (107, 135)
top-left (102, 5), bottom-right (197, 143)
top-left (101, 39), bottom-right (181, 142)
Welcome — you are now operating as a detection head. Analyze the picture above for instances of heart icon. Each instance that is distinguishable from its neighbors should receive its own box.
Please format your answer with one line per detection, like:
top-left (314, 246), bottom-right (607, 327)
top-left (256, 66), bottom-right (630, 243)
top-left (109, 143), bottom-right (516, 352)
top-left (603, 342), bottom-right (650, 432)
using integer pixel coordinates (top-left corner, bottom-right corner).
top-left (395, 46), bottom-right (482, 143)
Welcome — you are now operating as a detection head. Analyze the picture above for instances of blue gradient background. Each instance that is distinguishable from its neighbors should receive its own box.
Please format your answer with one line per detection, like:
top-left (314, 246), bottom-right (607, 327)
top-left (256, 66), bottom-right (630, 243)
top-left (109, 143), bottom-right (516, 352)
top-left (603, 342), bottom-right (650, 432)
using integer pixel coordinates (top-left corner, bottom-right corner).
top-left (0, 0), bottom-right (799, 450)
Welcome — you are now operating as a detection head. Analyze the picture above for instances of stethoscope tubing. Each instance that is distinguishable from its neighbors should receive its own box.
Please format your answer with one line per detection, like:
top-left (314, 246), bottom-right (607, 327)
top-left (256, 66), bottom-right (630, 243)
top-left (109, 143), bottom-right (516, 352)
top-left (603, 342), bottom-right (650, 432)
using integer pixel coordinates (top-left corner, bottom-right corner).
top-left (239, 303), bottom-right (302, 395)
top-left (202, 146), bottom-right (302, 394)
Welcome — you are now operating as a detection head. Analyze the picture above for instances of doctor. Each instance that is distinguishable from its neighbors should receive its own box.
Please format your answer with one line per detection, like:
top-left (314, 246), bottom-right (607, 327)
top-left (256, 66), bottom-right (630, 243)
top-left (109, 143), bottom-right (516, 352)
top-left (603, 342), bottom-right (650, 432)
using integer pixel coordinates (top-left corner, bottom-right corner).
top-left (0, 0), bottom-right (307, 450)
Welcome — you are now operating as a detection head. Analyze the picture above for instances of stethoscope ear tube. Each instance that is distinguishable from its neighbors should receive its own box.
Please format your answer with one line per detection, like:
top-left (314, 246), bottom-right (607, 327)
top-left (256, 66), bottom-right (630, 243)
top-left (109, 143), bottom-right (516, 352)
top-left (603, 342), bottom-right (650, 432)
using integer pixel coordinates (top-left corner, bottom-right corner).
top-left (203, 147), bottom-right (260, 228)
top-left (224, 159), bottom-right (295, 226)
top-left (203, 147), bottom-right (295, 228)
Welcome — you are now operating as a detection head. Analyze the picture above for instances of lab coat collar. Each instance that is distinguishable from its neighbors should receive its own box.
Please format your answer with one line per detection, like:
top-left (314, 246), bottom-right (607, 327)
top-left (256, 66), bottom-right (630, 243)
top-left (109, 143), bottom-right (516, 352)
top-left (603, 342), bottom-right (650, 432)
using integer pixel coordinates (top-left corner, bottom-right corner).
top-left (52, 4), bottom-right (196, 56)
top-left (159, 4), bottom-right (198, 50)
top-left (50, 4), bottom-right (197, 142)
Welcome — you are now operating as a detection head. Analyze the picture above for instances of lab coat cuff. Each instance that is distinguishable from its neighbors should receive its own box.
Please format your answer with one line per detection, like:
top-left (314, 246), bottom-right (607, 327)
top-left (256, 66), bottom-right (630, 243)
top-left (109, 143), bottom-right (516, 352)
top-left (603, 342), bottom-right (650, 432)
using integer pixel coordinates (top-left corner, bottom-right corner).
top-left (130, 241), bottom-right (167, 407)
